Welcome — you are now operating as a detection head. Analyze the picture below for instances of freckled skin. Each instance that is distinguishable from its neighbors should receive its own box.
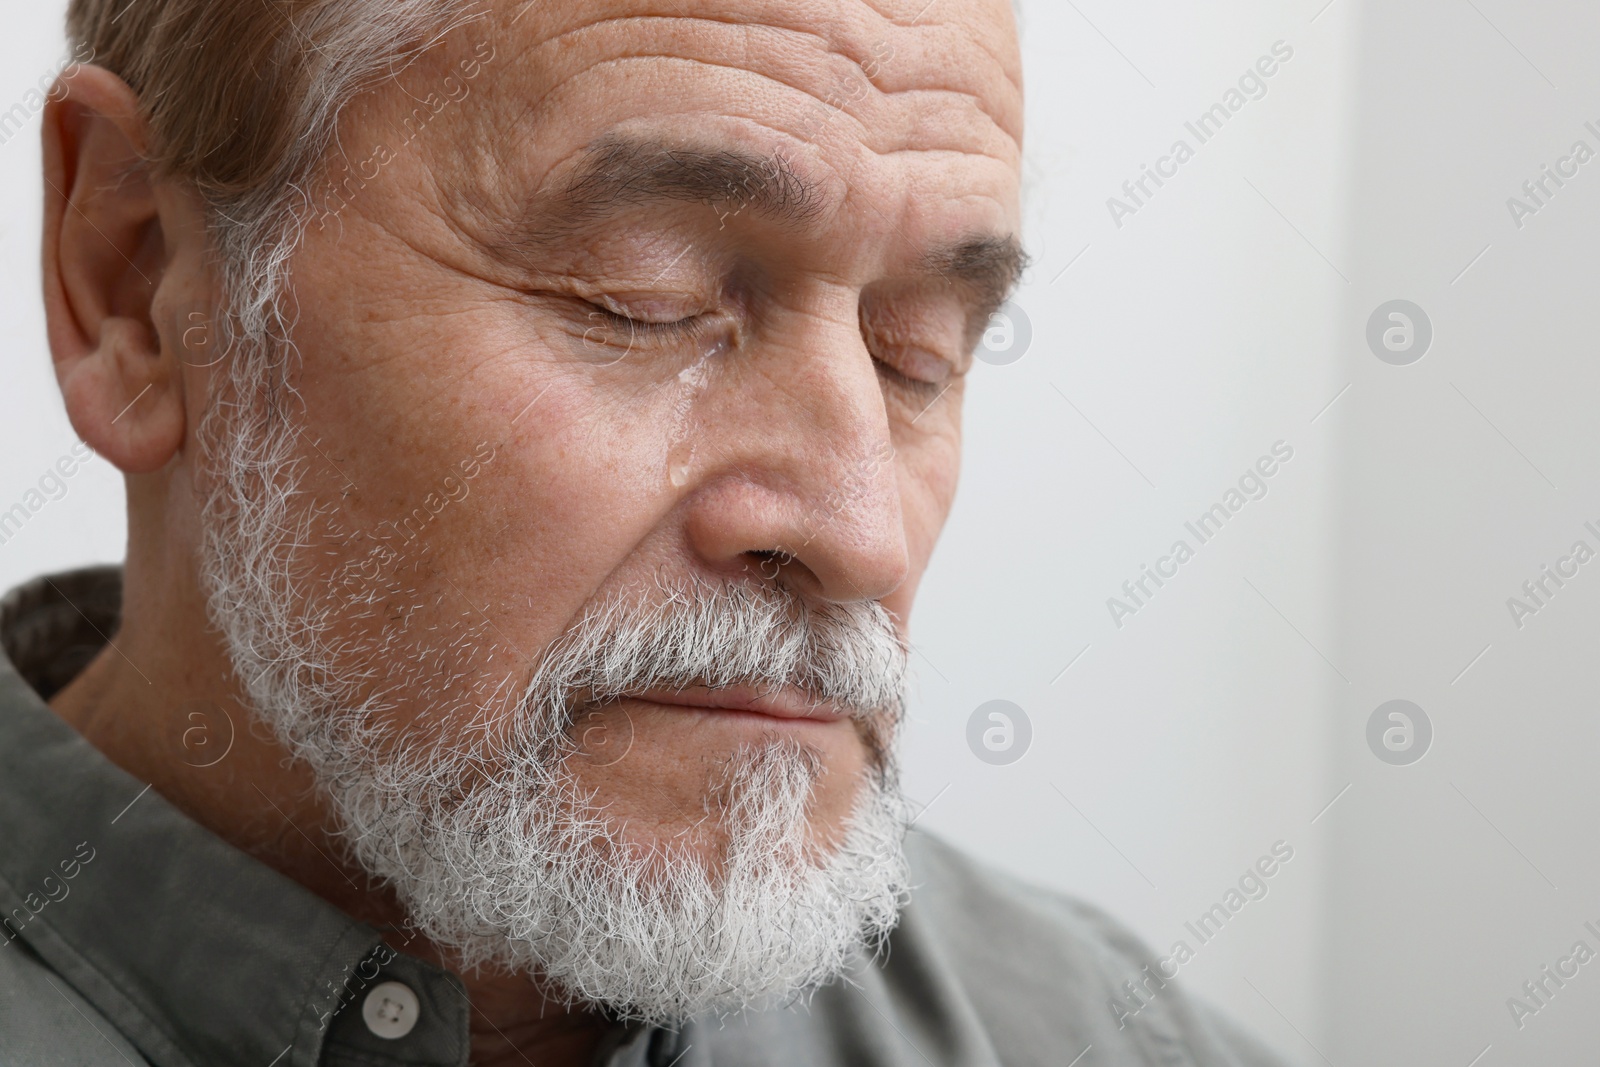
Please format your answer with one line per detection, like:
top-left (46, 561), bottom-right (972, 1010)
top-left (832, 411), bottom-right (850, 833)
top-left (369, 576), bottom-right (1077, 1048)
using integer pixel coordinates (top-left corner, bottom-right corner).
top-left (46, 1), bottom-right (1022, 1062)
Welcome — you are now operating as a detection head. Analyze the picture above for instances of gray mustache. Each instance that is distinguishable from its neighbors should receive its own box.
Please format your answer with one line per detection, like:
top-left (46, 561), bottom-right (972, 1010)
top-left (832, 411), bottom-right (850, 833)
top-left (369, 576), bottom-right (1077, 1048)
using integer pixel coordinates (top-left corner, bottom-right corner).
top-left (519, 580), bottom-right (910, 738)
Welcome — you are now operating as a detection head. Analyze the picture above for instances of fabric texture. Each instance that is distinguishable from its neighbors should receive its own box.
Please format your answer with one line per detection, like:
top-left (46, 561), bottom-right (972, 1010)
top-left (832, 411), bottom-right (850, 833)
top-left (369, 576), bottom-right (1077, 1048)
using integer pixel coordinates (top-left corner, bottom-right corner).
top-left (0, 569), bottom-right (1292, 1067)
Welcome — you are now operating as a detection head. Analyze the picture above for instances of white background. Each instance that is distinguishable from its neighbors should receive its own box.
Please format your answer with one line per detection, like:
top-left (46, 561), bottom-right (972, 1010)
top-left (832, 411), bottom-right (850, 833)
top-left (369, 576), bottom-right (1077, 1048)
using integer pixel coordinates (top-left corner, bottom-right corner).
top-left (4, 2), bottom-right (1599, 1063)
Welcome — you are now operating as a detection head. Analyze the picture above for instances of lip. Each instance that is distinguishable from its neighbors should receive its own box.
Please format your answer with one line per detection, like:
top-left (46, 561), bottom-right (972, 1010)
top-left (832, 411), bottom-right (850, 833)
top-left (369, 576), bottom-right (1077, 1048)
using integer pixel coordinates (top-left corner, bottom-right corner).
top-left (626, 684), bottom-right (848, 723)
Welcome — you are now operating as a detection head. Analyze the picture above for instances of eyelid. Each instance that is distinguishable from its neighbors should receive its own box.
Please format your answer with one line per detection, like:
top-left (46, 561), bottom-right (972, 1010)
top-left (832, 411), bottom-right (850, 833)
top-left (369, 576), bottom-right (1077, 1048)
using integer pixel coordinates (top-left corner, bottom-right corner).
top-left (587, 304), bottom-right (705, 345)
top-left (859, 299), bottom-right (968, 385)
top-left (874, 357), bottom-right (939, 393)
top-left (592, 291), bottom-right (708, 324)
top-left (864, 326), bottom-right (962, 387)
top-left (888, 345), bottom-right (957, 385)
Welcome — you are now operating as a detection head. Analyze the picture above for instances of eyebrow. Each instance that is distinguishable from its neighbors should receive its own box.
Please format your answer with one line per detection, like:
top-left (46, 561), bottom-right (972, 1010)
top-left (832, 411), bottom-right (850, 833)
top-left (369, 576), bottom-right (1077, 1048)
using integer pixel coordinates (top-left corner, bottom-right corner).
top-left (543, 136), bottom-right (826, 235)
top-left (926, 235), bottom-right (1029, 315)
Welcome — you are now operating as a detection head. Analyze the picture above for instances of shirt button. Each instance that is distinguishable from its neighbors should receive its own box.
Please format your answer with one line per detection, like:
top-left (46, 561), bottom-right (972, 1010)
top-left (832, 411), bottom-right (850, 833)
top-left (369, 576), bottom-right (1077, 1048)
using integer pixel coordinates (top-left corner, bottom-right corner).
top-left (362, 980), bottom-right (421, 1040)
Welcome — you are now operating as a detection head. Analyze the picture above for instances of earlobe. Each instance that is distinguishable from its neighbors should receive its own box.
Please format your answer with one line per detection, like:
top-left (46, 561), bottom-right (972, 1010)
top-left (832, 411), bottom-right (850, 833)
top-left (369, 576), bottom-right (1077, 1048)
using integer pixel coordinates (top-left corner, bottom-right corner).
top-left (42, 65), bottom-right (187, 475)
top-left (54, 315), bottom-right (184, 474)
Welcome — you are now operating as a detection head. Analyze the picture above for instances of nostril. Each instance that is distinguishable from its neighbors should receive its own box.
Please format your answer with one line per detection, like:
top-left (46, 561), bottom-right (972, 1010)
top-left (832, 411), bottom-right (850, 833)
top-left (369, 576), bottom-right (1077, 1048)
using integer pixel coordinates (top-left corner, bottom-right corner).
top-left (744, 549), bottom-right (791, 582)
top-left (743, 548), bottom-right (832, 597)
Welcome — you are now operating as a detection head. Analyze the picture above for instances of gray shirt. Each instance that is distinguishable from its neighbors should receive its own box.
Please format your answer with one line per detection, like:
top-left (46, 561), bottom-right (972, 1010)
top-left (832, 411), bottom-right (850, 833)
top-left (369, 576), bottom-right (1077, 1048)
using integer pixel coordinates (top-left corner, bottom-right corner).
top-left (0, 568), bottom-right (1288, 1067)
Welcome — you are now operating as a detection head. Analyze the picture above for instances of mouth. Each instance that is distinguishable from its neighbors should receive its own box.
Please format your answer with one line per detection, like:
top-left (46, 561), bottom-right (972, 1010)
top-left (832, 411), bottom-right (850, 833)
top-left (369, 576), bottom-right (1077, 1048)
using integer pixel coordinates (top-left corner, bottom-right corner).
top-left (625, 684), bottom-right (849, 724)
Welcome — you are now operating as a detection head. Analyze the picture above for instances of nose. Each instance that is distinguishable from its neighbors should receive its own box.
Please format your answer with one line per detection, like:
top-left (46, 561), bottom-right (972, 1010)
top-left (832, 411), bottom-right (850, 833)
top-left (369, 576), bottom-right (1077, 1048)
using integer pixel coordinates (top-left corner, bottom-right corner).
top-left (680, 306), bottom-right (911, 606)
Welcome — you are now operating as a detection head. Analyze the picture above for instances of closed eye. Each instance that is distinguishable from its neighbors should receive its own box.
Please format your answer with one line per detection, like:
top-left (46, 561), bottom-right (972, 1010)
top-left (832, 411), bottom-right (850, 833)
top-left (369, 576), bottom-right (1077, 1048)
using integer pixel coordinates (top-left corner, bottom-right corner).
top-left (585, 302), bottom-right (708, 341)
top-left (872, 357), bottom-right (945, 400)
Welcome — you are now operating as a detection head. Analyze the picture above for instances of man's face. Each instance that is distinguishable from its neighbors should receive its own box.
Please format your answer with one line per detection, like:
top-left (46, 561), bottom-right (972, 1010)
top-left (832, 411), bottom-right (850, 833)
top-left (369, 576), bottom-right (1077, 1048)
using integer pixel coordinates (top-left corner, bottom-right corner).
top-left (250, 0), bottom-right (1021, 861)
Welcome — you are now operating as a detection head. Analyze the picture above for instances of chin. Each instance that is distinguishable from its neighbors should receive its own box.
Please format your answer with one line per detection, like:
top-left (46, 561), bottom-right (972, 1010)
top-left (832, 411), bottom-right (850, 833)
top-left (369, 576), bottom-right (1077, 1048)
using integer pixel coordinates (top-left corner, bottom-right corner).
top-left (563, 704), bottom-right (874, 861)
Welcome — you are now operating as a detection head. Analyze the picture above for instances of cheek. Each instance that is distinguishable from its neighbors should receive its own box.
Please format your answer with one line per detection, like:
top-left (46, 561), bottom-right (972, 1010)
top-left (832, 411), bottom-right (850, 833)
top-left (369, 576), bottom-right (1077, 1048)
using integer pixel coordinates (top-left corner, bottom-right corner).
top-left (896, 417), bottom-right (963, 566)
top-left (874, 415), bottom-right (960, 625)
top-left (279, 315), bottom-right (690, 727)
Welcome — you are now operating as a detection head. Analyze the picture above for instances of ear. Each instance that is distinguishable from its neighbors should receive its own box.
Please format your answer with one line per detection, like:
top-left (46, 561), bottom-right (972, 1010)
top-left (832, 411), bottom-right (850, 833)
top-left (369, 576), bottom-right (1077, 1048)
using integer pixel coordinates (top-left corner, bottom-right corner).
top-left (42, 64), bottom-right (187, 475)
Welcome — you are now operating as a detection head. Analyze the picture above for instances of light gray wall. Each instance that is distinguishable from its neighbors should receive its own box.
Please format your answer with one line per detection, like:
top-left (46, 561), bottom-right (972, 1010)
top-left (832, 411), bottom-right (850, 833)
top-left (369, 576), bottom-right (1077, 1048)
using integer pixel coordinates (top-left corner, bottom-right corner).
top-left (1327, 0), bottom-right (1600, 1062)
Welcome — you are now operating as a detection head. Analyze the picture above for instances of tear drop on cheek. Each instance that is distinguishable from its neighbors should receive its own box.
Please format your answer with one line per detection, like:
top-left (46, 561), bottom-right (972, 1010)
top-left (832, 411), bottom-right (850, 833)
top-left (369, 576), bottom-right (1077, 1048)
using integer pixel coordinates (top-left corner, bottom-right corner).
top-left (667, 440), bottom-right (695, 488)
top-left (701, 334), bottom-right (731, 363)
top-left (663, 342), bottom-right (723, 489)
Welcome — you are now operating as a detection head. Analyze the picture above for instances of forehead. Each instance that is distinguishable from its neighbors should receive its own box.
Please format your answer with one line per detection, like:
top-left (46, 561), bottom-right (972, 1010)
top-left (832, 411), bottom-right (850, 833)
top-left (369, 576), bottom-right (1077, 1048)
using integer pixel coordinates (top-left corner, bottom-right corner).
top-left (395, 0), bottom-right (1023, 264)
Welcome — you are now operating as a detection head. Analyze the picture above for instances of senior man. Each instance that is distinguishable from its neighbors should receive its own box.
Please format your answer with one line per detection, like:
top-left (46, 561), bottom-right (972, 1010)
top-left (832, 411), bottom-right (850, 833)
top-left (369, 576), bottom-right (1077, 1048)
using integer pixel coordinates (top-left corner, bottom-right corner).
top-left (0, 1), bottom-right (1288, 1065)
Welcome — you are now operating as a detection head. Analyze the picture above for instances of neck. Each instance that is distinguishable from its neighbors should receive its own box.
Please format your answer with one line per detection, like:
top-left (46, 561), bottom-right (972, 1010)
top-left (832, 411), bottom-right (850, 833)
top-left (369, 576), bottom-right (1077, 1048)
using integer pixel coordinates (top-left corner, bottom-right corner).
top-left (46, 555), bottom-right (608, 1067)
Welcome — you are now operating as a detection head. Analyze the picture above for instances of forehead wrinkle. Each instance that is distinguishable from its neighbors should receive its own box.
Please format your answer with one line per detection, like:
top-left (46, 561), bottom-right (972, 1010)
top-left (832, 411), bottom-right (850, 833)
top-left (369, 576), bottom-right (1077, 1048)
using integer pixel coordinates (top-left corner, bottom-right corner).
top-left (886, 16), bottom-right (1023, 97)
top-left (496, 11), bottom-right (906, 119)
top-left (511, 5), bottom-right (931, 77)
top-left (488, 6), bottom-right (1020, 148)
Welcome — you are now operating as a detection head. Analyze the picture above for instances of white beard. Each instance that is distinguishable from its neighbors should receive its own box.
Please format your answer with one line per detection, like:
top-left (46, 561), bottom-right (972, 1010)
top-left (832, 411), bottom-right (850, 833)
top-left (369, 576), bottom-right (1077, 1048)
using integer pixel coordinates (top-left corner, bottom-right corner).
top-left (196, 344), bottom-right (912, 1023)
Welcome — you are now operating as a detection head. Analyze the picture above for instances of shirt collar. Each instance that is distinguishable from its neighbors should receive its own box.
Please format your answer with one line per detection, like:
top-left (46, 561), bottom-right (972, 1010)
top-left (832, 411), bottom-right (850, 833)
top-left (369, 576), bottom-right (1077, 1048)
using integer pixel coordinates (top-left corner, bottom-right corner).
top-left (0, 568), bottom-right (471, 1067)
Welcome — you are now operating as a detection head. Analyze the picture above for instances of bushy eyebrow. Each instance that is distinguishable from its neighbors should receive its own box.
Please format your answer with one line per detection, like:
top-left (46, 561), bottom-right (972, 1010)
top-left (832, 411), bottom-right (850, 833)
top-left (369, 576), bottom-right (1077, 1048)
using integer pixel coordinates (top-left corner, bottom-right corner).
top-left (542, 135), bottom-right (826, 235)
top-left (926, 235), bottom-right (1028, 315)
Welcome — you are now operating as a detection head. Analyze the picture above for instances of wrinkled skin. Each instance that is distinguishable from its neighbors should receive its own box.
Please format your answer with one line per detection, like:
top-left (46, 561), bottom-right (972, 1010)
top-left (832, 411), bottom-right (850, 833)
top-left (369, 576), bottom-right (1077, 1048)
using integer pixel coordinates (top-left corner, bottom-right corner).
top-left (43, 1), bottom-right (1022, 1061)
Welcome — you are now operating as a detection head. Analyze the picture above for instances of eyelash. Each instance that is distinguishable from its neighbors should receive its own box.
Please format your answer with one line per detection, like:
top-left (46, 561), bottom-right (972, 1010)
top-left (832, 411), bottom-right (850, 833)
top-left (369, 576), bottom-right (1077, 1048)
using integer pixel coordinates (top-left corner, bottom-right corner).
top-left (873, 358), bottom-right (945, 401)
top-left (586, 304), bottom-right (709, 342)
top-left (585, 301), bottom-right (947, 401)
